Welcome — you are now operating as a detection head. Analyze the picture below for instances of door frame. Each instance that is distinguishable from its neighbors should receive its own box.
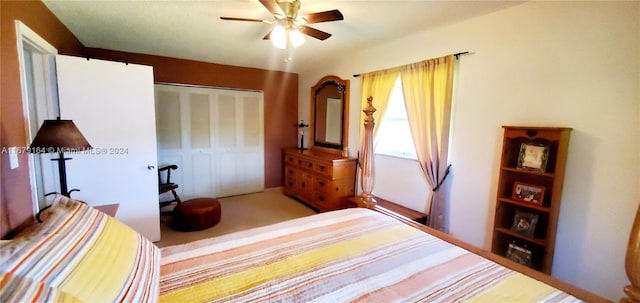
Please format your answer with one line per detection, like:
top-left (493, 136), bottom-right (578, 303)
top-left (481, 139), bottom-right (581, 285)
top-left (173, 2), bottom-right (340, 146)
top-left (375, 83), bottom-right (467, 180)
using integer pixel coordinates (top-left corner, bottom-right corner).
top-left (15, 21), bottom-right (59, 213)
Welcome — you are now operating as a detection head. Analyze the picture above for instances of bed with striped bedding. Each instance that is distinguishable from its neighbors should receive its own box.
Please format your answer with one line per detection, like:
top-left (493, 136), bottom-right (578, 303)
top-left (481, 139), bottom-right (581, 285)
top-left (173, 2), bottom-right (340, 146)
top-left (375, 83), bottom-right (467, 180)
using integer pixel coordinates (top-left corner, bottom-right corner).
top-left (160, 208), bottom-right (582, 303)
top-left (0, 196), bottom-right (159, 302)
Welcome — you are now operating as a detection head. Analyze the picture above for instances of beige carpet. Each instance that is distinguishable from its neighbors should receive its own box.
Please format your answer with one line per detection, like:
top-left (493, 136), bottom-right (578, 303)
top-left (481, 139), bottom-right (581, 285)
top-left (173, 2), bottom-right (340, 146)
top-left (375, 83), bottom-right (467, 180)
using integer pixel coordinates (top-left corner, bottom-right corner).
top-left (154, 189), bottom-right (317, 248)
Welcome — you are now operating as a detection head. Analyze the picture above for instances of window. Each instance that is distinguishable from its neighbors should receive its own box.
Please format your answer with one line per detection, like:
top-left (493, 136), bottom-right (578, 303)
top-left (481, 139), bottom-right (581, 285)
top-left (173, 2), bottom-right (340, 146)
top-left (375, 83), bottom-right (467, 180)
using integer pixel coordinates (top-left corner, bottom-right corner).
top-left (374, 76), bottom-right (417, 159)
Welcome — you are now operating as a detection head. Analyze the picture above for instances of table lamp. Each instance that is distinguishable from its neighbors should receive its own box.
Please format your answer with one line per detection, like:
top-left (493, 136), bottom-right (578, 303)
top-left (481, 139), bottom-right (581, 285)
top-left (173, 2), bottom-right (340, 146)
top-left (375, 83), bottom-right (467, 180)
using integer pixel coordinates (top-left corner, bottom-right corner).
top-left (28, 117), bottom-right (92, 197)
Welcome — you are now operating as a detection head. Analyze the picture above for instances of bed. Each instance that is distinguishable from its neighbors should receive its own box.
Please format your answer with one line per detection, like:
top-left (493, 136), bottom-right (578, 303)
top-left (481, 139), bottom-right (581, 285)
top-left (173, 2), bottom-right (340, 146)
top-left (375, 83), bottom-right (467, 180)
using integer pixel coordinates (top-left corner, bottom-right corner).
top-left (2, 194), bottom-right (636, 302)
top-left (159, 206), bottom-right (596, 302)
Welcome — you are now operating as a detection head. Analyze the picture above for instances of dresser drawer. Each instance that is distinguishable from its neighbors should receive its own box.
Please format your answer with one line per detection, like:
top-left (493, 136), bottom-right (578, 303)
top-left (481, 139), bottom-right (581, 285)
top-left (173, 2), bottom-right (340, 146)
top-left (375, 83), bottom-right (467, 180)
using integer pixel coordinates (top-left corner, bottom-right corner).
top-left (284, 166), bottom-right (297, 178)
top-left (314, 161), bottom-right (333, 177)
top-left (285, 154), bottom-right (297, 166)
top-left (313, 191), bottom-right (332, 208)
top-left (314, 177), bottom-right (337, 194)
top-left (288, 154), bottom-right (315, 171)
top-left (284, 177), bottom-right (296, 191)
top-left (299, 172), bottom-right (313, 193)
top-left (299, 158), bottom-right (314, 170)
top-left (315, 178), bottom-right (354, 196)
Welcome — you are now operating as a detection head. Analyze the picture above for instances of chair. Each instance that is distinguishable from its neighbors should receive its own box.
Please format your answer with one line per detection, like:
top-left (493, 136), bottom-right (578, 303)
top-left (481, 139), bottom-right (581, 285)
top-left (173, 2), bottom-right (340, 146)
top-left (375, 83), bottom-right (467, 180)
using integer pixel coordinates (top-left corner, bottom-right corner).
top-left (158, 164), bottom-right (181, 209)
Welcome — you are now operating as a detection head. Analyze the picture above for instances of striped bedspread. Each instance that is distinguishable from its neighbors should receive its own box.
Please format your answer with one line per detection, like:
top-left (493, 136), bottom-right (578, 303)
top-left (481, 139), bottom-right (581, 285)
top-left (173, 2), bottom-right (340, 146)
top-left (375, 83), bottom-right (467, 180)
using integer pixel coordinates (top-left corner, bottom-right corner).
top-left (160, 208), bottom-right (581, 302)
top-left (1, 195), bottom-right (159, 303)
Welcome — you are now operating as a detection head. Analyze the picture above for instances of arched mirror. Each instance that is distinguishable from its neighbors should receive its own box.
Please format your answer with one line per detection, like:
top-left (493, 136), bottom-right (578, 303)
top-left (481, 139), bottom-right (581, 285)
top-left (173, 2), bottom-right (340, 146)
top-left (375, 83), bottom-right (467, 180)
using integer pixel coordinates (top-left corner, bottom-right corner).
top-left (311, 75), bottom-right (349, 154)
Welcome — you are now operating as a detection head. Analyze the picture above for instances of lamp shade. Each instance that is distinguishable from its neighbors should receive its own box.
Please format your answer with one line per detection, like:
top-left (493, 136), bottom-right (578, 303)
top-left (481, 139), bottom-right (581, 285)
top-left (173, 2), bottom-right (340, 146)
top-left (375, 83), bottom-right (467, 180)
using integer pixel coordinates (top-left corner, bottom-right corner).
top-left (29, 118), bottom-right (92, 153)
top-left (270, 25), bottom-right (287, 49)
top-left (290, 29), bottom-right (305, 48)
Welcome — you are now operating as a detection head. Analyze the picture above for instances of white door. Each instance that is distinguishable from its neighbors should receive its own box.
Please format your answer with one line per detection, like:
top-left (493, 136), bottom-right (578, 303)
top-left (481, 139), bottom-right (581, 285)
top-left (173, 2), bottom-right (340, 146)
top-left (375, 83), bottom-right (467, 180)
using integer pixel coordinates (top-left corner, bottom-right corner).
top-left (155, 85), bottom-right (217, 200)
top-left (215, 91), bottom-right (264, 197)
top-left (56, 55), bottom-right (160, 241)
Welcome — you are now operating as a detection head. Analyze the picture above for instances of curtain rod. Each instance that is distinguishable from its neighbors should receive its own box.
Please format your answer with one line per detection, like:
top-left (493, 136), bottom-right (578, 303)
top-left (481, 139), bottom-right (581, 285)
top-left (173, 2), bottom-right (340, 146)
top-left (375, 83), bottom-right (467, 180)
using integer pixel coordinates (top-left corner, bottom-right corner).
top-left (352, 51), bottom-right (470, 78)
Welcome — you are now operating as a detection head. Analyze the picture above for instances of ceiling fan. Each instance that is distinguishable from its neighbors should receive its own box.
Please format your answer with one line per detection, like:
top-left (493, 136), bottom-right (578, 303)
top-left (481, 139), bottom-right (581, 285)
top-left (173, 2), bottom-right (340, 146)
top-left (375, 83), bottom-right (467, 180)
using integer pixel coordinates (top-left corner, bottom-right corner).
top-left (220, 0), bottom-right (344, 47)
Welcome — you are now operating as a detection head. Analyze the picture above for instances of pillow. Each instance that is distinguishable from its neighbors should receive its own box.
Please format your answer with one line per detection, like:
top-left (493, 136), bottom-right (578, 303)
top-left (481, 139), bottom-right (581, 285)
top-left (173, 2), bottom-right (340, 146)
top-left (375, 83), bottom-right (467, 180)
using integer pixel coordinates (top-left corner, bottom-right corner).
top-left (0, 196), bottom-right (80, 263)
top-left (0, 195), bottom-right (160, 302)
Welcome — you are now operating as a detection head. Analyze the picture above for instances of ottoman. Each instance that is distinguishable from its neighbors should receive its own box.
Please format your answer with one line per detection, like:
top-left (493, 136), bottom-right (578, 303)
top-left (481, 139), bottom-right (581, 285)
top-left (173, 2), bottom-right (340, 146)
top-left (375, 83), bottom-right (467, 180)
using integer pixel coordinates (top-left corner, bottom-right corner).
top-left (173, 198), bottom-right (221, 231)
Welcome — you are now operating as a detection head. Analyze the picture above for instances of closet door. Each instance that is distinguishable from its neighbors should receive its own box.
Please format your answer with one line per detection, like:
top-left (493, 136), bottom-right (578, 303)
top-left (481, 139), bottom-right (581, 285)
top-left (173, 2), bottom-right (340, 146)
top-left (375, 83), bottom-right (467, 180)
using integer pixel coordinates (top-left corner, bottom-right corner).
top-left (155, 85), bottom-right (217, 199)
top-left (57, 55), bottom-right (160, 242)
top-left (155, 85), bottom-right (264, 199)
top-left (186, 90), bottom-right (217, 197)
top-left (215, 90), bottom-right (264, 197)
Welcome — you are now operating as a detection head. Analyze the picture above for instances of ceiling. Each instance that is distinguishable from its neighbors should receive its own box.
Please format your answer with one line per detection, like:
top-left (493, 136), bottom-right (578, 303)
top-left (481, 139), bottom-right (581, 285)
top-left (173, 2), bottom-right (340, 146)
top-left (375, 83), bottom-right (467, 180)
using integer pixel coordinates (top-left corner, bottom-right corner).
top-left (43, 0), bottom-right (524, 74)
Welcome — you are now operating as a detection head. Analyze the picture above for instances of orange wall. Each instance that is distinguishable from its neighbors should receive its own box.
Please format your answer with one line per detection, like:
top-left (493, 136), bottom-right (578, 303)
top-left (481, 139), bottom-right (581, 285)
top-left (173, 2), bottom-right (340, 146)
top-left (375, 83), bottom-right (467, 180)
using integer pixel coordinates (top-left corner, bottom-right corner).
top-left (85, 48), bottom-right (299, 190)
top-left (1, 1), bottom-right (85, 238)
top-left (1, 1), bottom-right (298, 238)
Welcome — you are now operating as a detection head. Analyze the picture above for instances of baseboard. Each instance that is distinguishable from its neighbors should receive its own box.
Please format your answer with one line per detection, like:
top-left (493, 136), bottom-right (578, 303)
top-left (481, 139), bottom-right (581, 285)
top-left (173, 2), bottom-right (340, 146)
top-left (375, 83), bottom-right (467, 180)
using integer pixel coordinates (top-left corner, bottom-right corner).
top-left (264, 187), bottom-right (283, 193)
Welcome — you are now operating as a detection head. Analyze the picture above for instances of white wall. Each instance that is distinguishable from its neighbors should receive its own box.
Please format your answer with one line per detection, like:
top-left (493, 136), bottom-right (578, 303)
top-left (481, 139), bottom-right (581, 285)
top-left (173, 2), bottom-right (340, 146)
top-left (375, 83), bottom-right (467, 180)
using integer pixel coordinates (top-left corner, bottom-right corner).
top-left (299, 1), bottom-right (639, 300)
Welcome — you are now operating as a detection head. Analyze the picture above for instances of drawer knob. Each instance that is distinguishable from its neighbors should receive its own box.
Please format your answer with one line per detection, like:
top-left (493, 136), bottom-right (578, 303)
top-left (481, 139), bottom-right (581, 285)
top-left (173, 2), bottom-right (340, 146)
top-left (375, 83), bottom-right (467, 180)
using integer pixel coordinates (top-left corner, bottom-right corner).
top-left (319, 181), bottom-right (325, 186)
top-left (319, 166), bottom-right (325, 171)
top-left (318, 196), bottom-right (325, 201)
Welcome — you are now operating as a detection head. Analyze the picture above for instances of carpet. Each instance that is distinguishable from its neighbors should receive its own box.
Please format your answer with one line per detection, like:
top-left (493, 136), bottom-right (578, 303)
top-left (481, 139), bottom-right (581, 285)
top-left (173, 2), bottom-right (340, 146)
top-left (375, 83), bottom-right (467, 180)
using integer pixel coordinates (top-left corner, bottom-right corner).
top-left (154, 189), bottom-right (317, 248)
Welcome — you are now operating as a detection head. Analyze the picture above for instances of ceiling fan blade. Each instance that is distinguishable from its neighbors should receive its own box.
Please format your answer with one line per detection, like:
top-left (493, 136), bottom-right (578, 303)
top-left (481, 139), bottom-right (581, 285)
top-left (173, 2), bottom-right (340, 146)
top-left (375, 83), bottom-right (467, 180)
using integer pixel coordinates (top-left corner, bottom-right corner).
top-left (259, 0), bottom-right (284, 16)
top-left (220, 17), bottom-right (265, 22)
top-left (262, 30), bottom-right (272, 40)
top-left (302, 10), bottom-right (344, 24)
top-left (299, 25), bottom-right (332, 40)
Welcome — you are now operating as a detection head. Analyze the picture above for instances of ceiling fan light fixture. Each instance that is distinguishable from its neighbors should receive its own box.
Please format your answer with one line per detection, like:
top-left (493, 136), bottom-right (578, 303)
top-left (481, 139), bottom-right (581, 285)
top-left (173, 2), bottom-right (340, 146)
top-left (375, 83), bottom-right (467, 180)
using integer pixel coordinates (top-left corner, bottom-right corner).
top-left (271, 25), bottom-right (287, 49)
top-left (290, 28), bottom-right (305, 48)
top-left (221, 0), bottom-right (343, 56)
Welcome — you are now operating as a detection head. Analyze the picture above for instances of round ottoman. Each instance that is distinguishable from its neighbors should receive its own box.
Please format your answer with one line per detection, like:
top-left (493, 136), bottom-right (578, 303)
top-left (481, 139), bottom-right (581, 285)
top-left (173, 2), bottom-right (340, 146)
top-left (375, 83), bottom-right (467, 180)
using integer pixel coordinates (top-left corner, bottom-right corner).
top-left (173, 198), bottom-right (221, 231)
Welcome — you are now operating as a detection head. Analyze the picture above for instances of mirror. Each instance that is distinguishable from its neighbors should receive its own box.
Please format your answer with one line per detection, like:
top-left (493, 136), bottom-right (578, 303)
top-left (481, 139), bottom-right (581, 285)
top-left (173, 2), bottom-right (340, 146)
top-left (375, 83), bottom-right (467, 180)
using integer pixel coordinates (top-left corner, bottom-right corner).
top-left (311, 75), bottom-right (349, 154)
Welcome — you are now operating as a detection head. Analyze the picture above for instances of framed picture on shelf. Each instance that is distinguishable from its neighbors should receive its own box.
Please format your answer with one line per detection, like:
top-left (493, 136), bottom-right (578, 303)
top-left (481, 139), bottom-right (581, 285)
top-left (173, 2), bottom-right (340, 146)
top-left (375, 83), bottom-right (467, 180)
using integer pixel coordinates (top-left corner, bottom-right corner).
top-left (511, 182), bottom-right (545, 205)
top-left (506, 242), bottom-right (532, 267)
top-left (517, 142), bottom-right (549, 172)
top-left (511, 209), bottom-right (538, 237)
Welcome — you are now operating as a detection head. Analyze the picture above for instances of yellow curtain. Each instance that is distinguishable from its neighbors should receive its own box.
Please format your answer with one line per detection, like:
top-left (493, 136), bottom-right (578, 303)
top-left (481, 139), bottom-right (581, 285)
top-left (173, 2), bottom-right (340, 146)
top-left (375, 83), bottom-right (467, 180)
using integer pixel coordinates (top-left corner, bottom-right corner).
top-left (356, 68), bottom-right (398, 207)
top-left (360, 69), bottom-right (400, 141)
top-left (400, 55), bottom-right (454, 231)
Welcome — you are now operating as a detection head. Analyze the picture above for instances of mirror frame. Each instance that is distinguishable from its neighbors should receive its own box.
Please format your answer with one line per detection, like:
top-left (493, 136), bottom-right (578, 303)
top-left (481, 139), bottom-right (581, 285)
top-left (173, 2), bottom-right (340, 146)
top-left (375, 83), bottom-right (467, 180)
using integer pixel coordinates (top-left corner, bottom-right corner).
top-left (310, 75), bottom-right (350, 155)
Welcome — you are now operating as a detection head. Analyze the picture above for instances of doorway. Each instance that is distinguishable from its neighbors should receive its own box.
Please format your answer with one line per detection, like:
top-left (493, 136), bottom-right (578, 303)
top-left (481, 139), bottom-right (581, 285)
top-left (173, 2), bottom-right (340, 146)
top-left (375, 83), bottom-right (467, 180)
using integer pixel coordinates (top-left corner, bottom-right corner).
top-left (16, 21), bottom-right (60, 210)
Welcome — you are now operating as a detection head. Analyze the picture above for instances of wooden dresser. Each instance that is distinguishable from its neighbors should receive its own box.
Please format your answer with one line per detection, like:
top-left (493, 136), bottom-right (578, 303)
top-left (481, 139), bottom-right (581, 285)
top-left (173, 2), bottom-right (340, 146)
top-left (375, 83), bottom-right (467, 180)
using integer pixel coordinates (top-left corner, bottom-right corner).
top-left (283, 148), bottom-right (356, 212)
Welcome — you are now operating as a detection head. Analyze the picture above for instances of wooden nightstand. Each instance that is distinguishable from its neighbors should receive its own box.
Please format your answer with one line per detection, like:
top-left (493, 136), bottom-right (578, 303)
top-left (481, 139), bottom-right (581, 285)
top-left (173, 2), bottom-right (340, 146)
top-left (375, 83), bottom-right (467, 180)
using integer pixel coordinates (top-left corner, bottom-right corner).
top-left (94, 204), bottom-right (119, 217)
top-left (374, 196), bottom-right (428, 225)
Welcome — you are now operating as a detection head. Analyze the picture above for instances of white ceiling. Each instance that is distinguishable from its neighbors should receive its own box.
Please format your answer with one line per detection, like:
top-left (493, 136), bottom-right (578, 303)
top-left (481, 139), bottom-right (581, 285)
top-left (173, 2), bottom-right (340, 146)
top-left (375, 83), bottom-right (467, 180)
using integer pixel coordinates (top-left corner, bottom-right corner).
top-left (43, 0), bottom-right (524, 74)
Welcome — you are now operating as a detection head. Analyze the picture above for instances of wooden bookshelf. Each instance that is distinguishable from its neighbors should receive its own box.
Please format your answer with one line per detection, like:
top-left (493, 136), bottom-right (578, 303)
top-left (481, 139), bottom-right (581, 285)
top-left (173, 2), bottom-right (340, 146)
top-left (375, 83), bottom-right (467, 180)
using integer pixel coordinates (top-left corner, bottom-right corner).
top-left (491, 126), bottom-right (571, 274)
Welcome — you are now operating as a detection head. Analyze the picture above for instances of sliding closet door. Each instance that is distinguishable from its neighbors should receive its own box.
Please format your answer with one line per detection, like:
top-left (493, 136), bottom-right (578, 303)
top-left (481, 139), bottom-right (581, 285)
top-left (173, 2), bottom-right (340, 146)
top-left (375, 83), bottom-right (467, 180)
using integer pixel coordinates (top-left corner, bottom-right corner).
top-left (156, 85), bottom-right (217, 199)
top-left (155, 84), bottom-right (264, 199)
top-left (57, 55), bottom-right (160, 242)
top-left (215, 91), bottom-right (264, 197)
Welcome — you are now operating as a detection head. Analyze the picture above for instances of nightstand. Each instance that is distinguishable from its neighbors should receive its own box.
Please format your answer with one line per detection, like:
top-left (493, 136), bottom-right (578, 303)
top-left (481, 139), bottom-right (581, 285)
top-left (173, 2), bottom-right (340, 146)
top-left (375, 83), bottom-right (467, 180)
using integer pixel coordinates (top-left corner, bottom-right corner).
top-left (374, 196), bottom-right (428, 225)
top-left (94, 204), bottom-right (119, 217)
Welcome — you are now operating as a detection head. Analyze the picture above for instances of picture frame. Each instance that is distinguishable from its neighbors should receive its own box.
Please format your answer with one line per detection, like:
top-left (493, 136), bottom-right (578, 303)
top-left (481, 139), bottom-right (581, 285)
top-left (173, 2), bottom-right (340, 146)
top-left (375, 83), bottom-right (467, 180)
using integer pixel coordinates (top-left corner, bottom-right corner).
top-left (511, 209), bottom-right (538, 237)
top-left (517, 142), bottom-right (549, 172)
top-left (511, 181), bottom-right (545, 205)
top-left (506, 242), bottom-right (532, 267)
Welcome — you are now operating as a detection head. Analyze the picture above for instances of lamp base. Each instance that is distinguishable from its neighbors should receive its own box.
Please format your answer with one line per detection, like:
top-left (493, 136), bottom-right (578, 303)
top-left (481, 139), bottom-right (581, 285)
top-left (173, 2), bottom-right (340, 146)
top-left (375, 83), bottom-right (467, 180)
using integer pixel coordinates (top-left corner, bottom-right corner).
top-left (50, 152), bottom-right (71, 197)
